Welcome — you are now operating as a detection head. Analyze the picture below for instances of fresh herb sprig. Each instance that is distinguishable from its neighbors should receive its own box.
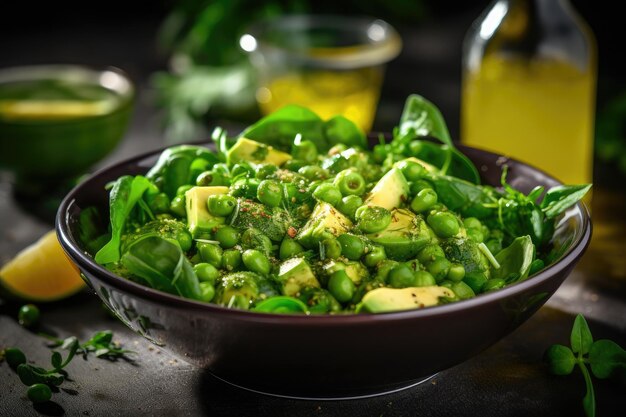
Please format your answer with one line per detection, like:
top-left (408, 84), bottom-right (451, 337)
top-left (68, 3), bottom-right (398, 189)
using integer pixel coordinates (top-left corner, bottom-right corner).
top-left (545, 314), bottom-right (626, 417)
top-left (1, 329), bottom-right (134, 405)
top-left (42, 330), bottom-right (135, 361)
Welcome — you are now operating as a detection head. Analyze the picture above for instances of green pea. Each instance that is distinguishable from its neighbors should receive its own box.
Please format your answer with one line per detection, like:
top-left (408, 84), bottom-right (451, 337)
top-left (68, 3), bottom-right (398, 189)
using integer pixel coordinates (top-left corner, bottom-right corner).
top-left (397, 160), bottom-right (427, 181)
top-left (18, 304), bottom-right (40, 328)
top-left (279, 238), bottom-right (304, 259)
top-left (292, 140), bottom-right (318, 163)
top-left (451, 281), bottom-right (476, 300)
top-left (375, 260), bottom-right (399, 282)
top-left (231, 163), bottom-right (254, 178)
top-left (212, 163), bottom-right (230, 176)
top-left (337, 234), bottom-right (365, 261)
top-left (213, 225), bottom-right (239, 249)
top-left (417, 244), bottom-right (445, 264)
top-left (4, 347), bottom-right (26, 369)
top-left (194, 262), bottom-right (219, 284)
top-left (189, 157), bottom-right (211, 180)
top-left (197, 242), bottom-right (223, 267)
top-left (467, 227), bottom-right (485, 243)
top-left (255, 164), bottom-right (278, 180)
top-left (356, 206), bottom-right (391, 233)
top-left (257, 179), bottom-right (283, 207)
top-left (447, 263), bottom-right (466, 282)
top-left (146, 192), bottom-right (170, 214)
top-left (529, 259), bottom-right (545, 276)
top-left (463, 217), bottom-right (482, 230)
top-left (408, 140), bottom-right (424, 156)
top-left (427, 256), bottom-right (451, 282)
top-left (482, 278), bottom-right (506, 292)
top-left (282, 159), bottom-right (307, 172)
top-left (388, 265), bottom-right (416, 288)
top-left (170, 195), bottom-right (186, 218)
top-left (313, 183), bottom-right (342, 206)
top-left (413, 270), bottom-right (436, 286)
top-left (321, 238), bottom-right (342, 260)
top-left (242, 249), bottom-right (271, 275)
top-left (363, 245), bottom-right (386, 267)
top-left (207, 194), bottom-right (237, 217)
top-left (410, 188), bottom-right (438, 213)
top-left (298, 165), bottom-right (327, 181)
top-left (176, 230), bottom-right (193, 252)
top-left (336, 195), bottom-right (363, 220)
top-left (463, 271), bottom-right (488, 294)
top-left (196, 170), bottom-right (227, 186)
top-left (199, 282), bottom-right (216, 302)
top-left (222, 249), bottom-right (242, 271)
top-left (27, 383), bottom-right (52, 403)
top-left (328, 270), bottom-right (355, 303)
top-left (230, 178), bottom-right (259, 199)
top-left (427, 211), bottom-right (460, 238)
top-left (176, 185), bottom-right (193, 196)
top-left (409, 179), bottom-right (433, 195)
top-left (334, 170), bottom-right (366, 196)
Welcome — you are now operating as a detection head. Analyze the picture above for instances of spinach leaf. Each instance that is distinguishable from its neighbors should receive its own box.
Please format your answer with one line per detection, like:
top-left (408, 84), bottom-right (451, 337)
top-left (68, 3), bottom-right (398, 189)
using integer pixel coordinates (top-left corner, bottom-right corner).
top-left (491, 235), bottom-right (535, 283)
top-left (323, 115), bottom-right (367, 149)
top-left (541, 184), bottom-right (592, 219)
top-left (95, 176), bottom-right (156, 265)
top-left (396, 95), bottom-right (480, 183)
top-left (239, 104), bottom-right (326, 152)
top-left (121, 236), bottom-right (202, 300)
top-left (429, 174), bottom-right (497, 219)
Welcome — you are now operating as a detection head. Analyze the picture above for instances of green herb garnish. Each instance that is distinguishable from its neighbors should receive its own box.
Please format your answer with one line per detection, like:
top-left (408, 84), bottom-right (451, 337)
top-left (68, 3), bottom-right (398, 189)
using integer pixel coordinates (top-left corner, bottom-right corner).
top-left (545, 314), bottom-right (626, 417)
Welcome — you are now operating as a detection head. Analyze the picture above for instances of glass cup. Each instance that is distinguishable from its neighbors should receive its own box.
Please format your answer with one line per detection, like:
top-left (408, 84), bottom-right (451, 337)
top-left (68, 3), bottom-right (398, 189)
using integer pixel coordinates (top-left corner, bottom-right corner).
top-left (240, 15), bottom-right (402, 132)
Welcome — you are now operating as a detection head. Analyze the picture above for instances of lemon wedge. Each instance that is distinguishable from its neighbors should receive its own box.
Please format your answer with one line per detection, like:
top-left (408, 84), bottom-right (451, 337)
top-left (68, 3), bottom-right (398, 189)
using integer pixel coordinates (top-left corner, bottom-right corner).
top-left (0, 230), bottom-right (85, 302)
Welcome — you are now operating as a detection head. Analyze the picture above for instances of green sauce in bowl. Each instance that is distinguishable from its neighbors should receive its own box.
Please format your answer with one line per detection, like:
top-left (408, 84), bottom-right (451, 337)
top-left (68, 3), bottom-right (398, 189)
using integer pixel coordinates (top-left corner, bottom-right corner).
top-left (0, 65), bottom-right (134, 186)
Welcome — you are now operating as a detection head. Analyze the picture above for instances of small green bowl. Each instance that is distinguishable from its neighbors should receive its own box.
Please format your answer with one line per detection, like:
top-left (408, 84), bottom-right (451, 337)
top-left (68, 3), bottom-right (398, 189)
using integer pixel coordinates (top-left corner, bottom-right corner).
top-left (0, 65), bottom-right (135, 185)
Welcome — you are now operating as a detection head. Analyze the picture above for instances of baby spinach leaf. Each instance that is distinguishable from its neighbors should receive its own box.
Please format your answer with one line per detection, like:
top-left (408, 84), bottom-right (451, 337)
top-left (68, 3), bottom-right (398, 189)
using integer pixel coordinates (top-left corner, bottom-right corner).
top-left (239, 104), bottom-right (326, 152)
top-left (95, 176), bottom-right (156, 265)
top-left (429, 175), bottom-right (497, 219)
top-left (323, 115), bottom-right (367, 149)
top-left (541, 184), bottom-right (592, 219)
top-left (399, 94), bottom-right (452, 146)
top-left (491, 235), bottom-right (534, 282)
top-left (397, 95), bottom-right (480, 183)
top-left (121, 236), bottom-right (202, 300)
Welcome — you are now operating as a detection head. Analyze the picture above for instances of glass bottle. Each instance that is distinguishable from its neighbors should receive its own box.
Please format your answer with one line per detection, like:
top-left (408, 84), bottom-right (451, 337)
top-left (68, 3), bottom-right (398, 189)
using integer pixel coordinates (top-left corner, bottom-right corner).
top-left (461, 0), bottom-right (597, 186)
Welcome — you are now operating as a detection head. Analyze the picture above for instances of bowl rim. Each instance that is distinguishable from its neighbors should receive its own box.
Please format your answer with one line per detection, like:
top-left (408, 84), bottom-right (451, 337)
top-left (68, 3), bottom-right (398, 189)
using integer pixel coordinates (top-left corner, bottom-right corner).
top-left (241, 14), bottom-right (403, 69)
top-left (56, 140), bottom-right (592, 325)
top-left (0, 64), bottom-right (135, 126)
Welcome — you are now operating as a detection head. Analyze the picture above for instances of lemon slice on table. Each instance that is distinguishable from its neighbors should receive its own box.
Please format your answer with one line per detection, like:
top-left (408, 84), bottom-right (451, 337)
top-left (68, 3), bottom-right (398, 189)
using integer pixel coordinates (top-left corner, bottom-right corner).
top-left (0, 230), bottom-right (85, 302)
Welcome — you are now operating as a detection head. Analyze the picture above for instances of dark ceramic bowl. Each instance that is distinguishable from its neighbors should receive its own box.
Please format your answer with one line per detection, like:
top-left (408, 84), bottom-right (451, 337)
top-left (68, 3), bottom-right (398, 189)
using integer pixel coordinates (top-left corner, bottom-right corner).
top-left (56, 140), bottom-right (591, 400)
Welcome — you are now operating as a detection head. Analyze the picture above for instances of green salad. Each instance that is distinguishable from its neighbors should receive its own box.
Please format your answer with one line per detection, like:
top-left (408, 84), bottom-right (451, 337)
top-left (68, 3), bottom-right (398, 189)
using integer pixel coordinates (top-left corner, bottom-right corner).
top-left (87, 94), bottom-right (591, 314)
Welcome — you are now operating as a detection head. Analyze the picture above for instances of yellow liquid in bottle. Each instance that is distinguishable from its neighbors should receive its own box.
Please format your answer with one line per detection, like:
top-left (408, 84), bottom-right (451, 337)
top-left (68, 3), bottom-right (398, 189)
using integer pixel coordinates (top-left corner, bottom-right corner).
top-left (461, 55), bottom-right (595, 185)
top-left (257, 67), bottom-right (382, 132)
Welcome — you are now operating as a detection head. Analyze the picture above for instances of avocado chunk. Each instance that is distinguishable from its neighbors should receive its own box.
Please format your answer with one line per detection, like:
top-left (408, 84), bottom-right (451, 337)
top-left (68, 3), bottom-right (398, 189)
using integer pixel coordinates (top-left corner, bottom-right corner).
top-left (277, 257), bottom-right (320, 296)
top-left (229, 198), bottom-right (290, 242)
top-left (393, 157), bottom-right (438, 173)
top-left (368, 209), bottom-right (432, 260)
top-left (358, 286), bottom-right (455, 313)
top-left (215, 271), bottom-right (261, 310)
top-left (227, 137), bottom-right (292, 166)
top-left (364, 167), bottom-right (409, 210)
top-left (296, 202), bottom-right (353, 248)
top-left (323, 260), bottom-right (369, 286)
top-left (441, 237), bottom-right (490, 278)
top-left (185, 186), bottom-right (229, 238)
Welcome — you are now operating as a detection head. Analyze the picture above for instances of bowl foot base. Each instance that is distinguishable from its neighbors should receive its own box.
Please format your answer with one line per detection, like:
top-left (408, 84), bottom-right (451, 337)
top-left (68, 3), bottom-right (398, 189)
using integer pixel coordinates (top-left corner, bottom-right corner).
top-left (209, 373), bottom-right (438, 401)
